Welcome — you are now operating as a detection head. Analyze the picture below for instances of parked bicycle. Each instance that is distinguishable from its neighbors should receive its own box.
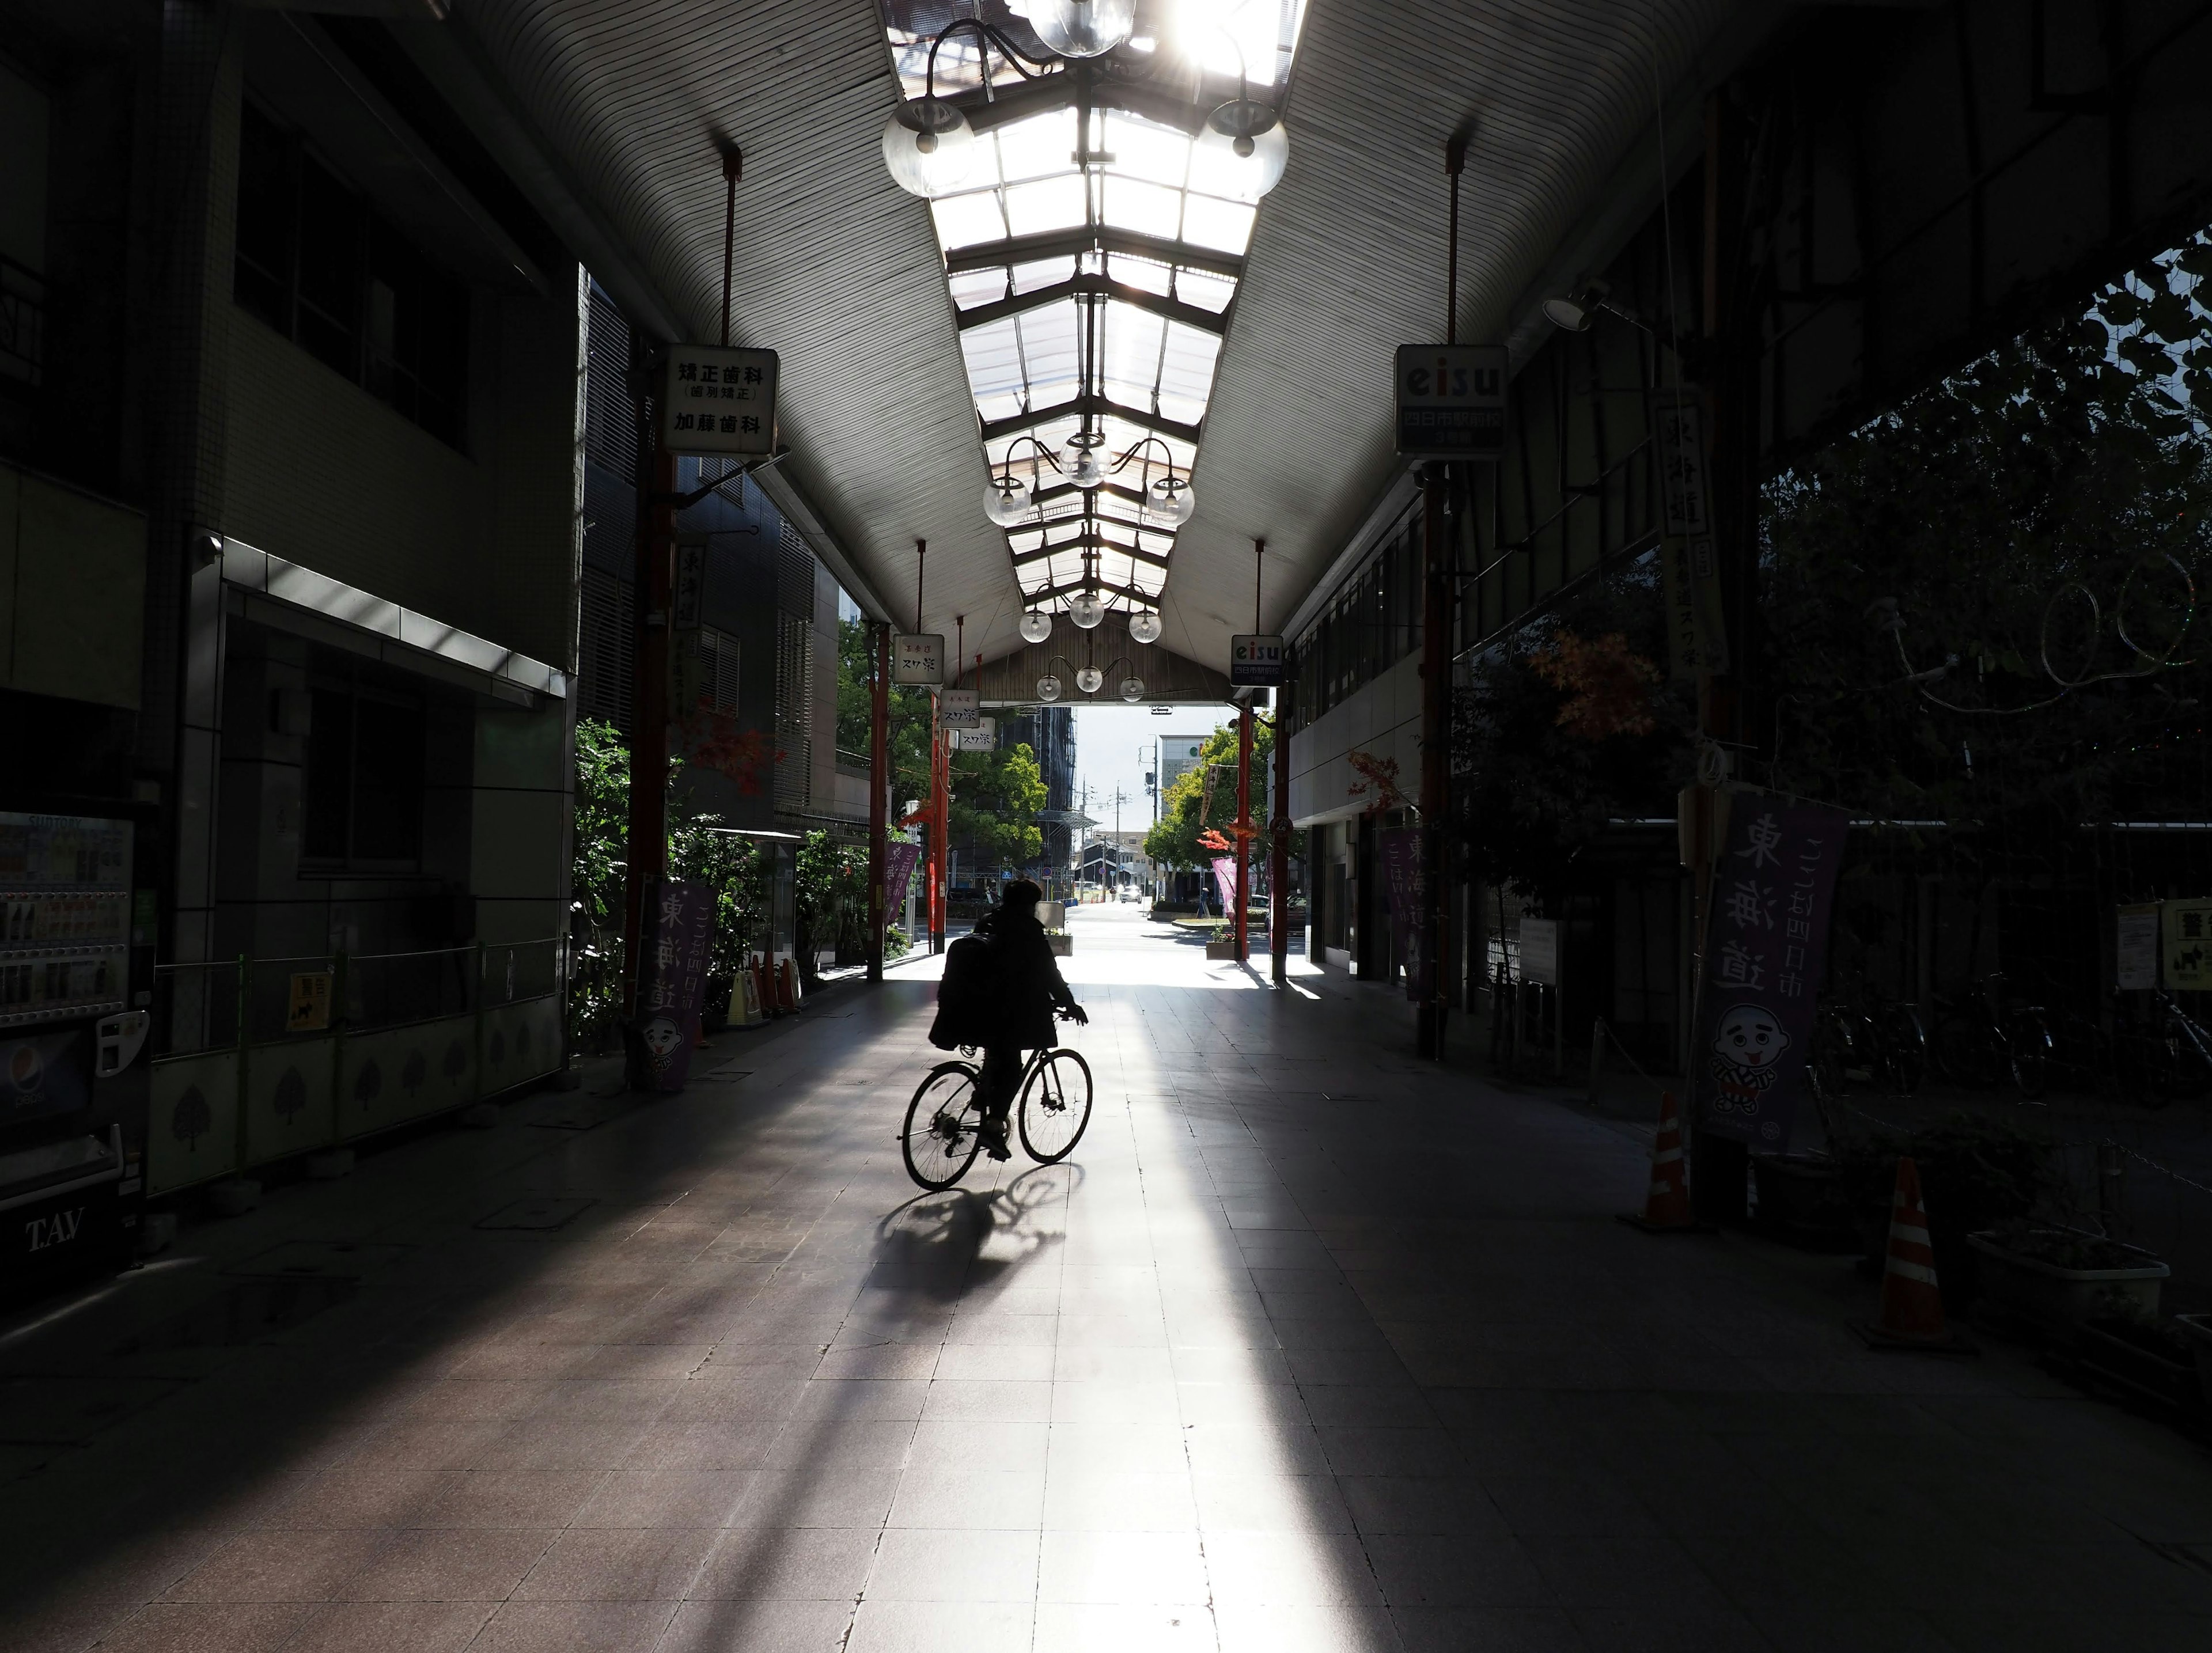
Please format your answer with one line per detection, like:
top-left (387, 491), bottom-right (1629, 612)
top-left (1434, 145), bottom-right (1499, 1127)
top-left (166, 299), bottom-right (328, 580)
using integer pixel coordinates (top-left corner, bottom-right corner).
top-left (1930, 973), bottom-right (2052, 1100)
top-left (1808, 991), bottom-right (1927, 1100)
top-left (2052, 990), bottom-right (2212, 1105)
top-left (900, 1013), bottom-right (1094, 1189)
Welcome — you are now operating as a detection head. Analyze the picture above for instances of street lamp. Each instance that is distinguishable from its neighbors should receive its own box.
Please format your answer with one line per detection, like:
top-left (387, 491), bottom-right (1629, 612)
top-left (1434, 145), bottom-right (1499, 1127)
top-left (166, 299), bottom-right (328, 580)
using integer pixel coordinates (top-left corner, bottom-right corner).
top-left (1029, 0), bottom-right (1135, 59)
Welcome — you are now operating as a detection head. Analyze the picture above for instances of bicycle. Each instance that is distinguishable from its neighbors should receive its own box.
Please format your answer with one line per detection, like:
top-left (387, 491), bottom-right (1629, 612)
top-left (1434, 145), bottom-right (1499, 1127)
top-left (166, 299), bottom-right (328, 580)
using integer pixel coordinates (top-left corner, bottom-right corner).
top-left (1931, 974), bottom-right (2052, 1100)
top-left (1808, 992), bottom-right (1927, 1100)
top-left (900, 1014), bottom-right (1094, 1190)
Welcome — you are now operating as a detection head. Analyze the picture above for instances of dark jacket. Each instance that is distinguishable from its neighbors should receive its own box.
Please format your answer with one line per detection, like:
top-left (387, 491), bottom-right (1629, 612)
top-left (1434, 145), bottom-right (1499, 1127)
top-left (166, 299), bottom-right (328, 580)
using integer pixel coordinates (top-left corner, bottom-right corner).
top-left (974, 905), bottom-right (1076, 1049)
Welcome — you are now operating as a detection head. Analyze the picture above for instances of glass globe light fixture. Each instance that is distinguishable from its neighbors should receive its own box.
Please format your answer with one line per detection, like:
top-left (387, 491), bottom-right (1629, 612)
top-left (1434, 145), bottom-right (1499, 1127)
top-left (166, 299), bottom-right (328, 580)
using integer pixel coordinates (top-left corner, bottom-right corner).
top-left (1067, 589), bottom-right (1105, 630)
top-left (1018, 609), bottom-right (1054, 644)
top-left (881, 100), bottom-right (976, 198)
top-left (1030, 0), bottom-right (1135, 59)
top-left (984, 472), bottom-right (1032, 526)
top-left (1066, 446), bottom-right (1105, 490)
top-left (1119, 676), bottom-right (1144, 702)
top-left (1127, 609), bottom-right (1162, 646)
top-left (1077, 666), bottom-right (1104, 695)
top-left (1144, 473), bottom-right (1194, 528)
top-left (1037, 674), bottom-right (1062, 702)
top-left (1196, 100), bottom-right (1289, 199)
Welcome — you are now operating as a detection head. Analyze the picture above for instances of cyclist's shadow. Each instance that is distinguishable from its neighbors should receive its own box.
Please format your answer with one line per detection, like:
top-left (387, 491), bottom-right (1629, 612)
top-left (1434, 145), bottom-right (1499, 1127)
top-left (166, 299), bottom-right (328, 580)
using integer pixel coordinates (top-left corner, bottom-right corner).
top-left (874, 1162), bottom-right (1083, 1305)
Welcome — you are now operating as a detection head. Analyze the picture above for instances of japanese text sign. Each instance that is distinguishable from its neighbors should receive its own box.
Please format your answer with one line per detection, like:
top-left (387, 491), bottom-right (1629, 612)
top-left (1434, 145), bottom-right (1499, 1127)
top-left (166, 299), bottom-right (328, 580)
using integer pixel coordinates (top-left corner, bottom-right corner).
top-left (2165, 898), bottom-right (2212, 991)
top-left (1658, 404), bottom-right (1710, 536)
top-left (894, 634), bottom-right (944, 685)
top-left (884, 842), bottom-right (921, 918)
top-left (286, 972), bottom-right (332, 1033)
top-left (660, 344), bottom-right (778, 457)
top-left (1518, 918), bottom-right (1559, 987)
top-left (1211, 856), bottom-right (1240, 919)
top-left (2116, 904), bottom-right (2160, 991)
top-left (630, 878), bottom-right (713, 1093)
top-left (1393, 344), bottom-right (1507, 458)
top-left (939, 688), bottom-right (979, 729)
top-left (1691, 795), bottom-right (1850, 1147)
top-left (1377, 826), bottom-right (1428, 998)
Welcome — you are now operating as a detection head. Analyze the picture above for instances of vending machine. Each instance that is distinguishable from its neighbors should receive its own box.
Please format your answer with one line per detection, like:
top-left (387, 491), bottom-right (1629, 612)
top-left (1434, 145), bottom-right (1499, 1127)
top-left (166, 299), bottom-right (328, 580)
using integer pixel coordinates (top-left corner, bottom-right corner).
top-left (0, 810), bottom-right (150, 1296)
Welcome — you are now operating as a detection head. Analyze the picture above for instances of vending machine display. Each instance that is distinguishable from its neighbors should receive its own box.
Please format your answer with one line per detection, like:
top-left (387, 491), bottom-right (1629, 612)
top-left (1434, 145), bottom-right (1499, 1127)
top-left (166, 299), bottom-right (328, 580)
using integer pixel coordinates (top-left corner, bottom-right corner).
top-left (0, 811), bottom-right (142, 1294)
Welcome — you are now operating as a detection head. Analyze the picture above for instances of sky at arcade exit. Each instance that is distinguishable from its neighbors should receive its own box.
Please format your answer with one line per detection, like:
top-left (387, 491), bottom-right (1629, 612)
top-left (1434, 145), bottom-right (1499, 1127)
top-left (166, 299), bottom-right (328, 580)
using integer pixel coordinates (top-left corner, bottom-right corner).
top-left (1072, 704), bottom-right (1229, 836)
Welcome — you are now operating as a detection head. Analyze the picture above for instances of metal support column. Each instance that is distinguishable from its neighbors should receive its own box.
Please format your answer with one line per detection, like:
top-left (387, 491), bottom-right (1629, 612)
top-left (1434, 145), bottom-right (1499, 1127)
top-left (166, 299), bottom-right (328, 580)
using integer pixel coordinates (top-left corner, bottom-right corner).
top-left (622, 395), bottom-right (675, 1018)
top-left (867, 621), bottom-right (889, 983)
top-left (1270, 685), bottom-right (1291, 987)
top-left (1234, 700), bottom-right (1253, 964)
top-left (1416, 464), bottom-right (1451, 1059)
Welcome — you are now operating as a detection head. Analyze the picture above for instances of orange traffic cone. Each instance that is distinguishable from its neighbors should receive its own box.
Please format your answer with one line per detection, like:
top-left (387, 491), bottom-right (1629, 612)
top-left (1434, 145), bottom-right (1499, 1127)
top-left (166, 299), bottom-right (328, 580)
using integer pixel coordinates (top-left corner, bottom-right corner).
top-left (776, 958), bottom-right (799, 1012)
top-left (1618, 1091), bottom-right (1708, 1233)
top-left (1854, 1156), bottom-right (1975, 1354)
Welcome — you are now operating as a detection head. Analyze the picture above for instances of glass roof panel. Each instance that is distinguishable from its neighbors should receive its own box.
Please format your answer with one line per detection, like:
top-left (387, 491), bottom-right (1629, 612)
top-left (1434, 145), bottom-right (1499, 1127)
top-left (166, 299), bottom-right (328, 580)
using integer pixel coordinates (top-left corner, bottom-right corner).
top-left (881, 1), bottom-right (1309, 623)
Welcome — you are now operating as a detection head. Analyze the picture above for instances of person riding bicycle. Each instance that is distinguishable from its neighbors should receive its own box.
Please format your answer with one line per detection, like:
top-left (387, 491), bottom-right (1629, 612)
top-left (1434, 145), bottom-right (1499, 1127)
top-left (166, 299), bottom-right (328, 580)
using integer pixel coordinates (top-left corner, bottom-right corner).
top-left (973, 879), bottom-right (1085, 1160)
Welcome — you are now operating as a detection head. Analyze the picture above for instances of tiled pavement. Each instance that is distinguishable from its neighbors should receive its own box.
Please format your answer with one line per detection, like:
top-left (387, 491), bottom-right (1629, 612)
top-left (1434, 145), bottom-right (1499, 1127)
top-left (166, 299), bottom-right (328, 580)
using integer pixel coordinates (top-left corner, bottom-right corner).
top-left (3, 904), bottom-right (2211, 1652)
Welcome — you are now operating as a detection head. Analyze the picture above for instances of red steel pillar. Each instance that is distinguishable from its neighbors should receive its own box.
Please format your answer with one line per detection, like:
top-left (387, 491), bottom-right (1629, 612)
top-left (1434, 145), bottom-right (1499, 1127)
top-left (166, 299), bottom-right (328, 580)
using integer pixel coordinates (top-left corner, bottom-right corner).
top-left (1234, 699), bottom-right (1253, 963)
top-left (867, 621), bottom-right (889, 983)
top-left (1270, 692), bottom-right (1290, 986)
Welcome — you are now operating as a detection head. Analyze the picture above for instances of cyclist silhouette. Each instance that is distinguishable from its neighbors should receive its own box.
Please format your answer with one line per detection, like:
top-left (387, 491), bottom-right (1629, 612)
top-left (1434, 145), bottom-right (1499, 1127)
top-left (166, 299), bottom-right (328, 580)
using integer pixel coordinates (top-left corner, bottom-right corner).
top-left (972, 879), bottom-right (1085, 1160)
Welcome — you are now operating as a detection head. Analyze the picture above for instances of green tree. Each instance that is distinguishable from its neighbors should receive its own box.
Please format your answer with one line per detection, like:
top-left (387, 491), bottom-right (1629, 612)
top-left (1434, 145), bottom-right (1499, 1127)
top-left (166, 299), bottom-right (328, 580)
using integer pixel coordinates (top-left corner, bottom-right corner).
top-left (952, 741), bottom-right (1047, 866)
top-left (1144, 717), bottom-right (1273, 871)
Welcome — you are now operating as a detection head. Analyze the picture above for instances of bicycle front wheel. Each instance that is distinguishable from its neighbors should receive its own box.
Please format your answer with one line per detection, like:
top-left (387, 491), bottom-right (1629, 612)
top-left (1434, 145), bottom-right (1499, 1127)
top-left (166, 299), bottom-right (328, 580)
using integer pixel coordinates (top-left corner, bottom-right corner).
top-left (902, 1063), bottom-right (984, 1190)
top-left (2008, 1010), bottom-right (2053, 1100)
top-left (1018, 1048), bottom-right (1093, 1164)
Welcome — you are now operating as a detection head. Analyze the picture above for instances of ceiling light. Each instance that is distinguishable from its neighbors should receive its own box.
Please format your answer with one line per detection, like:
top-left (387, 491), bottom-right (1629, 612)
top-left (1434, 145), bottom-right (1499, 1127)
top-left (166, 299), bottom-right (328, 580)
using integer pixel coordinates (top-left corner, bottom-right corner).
top-left (985, 472), bottom-right (1033, 525)
top-left (1068, 589), bottom-right (1105, 630)
top-left (881, 100), bottom-right (975, 198)
top-left (1542, 289), bottom-right (1598, 332)
top-left (1020, 610), bottom-right (1054, 644)
top-left (1127, 610), bottom-right (1162, 645)
top-left (1037, 673), bottom-right (1063, 701)
top-left (1198, 99), bottom-right (1289, 199)
top-left (1030, 0), bottom-right (1135, 59)
top-left (1077, 665), bottom-right (1103, 693)
top-left (1119, 676), bottom-right (1144, 702)
top-left (1067, 446), bottom-right (1105, 490)
top-left (1145, 473), bottom-right (1194, 527)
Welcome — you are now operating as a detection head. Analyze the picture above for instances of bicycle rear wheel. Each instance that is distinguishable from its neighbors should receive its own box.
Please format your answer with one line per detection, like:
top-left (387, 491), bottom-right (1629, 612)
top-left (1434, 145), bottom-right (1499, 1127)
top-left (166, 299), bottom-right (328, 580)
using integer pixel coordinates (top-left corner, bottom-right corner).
top-left (1876, 1004), bottom-right (1927, 1095)
top-left (2008, 1009), bottom-right (2053, 1100)
top-left (902, 1063), bottom-right (984, 1190)
top-left (1018, 1048), bottom-right (1093, 1164)
top-left (1934, 1011), bottom-right (2003, 1089)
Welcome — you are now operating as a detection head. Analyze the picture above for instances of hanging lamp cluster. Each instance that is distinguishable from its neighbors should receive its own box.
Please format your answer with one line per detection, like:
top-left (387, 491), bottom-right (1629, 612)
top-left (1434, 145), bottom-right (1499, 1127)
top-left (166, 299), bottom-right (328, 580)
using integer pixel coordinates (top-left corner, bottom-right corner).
top-left (877, 3), bottom-right (1305, 699)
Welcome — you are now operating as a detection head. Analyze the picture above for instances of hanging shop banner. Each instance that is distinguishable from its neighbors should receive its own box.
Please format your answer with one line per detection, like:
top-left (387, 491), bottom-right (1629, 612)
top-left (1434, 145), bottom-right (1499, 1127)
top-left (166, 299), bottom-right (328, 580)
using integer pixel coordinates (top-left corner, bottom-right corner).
top-left (1377, 824), bottom-right (1423, 975)
top-left (2116, 904), bottom-right (2161, 991)
top-left (884, 841), bottom-right (921, 921)
top-left (673, 537), bottom-right (707, 628)
top-left (1393, 344), bottom-right (1508, 458)
top-left (1657, 403), bottom-right (1710, 536)
top-left (1518, 918), bottom-right (1559, 987)
top-left (894, 634), bottom-right (944, 685)
top-left (659, 344), bottom-right (778, 457)
top-left (2164, 898), bottom-right (2212, 991)
top-left (1229, 634), bottom-right (1287, 687)
top-left (1658, 537), bottom-right (1729, 680)
top-left (1210, 855), bottom-right (1240, 917)
top-left (939, 688), bottom-right (980, 728)
top-left (630, 878), bottom-right (714, 1093)
top-left (1691, 794), bottom-right (1850, 1147)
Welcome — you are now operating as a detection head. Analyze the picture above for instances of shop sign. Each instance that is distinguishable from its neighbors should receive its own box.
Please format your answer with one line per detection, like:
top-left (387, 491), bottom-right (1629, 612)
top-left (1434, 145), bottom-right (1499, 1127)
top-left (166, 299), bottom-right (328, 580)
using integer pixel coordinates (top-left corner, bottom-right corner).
top-left (1658, 536), bottom-right (1729, 680)
top-left (939, 688), bottom-right (979, 728)
top-left (659, 344), bottom-right (778, 457)
top-left (2116, 904), bottom-right (2161, 990)
top-left (286, 972), bottom-right (331, 1033)
top-left (884, 842), bottom-right (921, 916)
top-left (1393, 344), bottom-right (1507, 457)
top-left (1691, 793), bottom-right (1850, 1147)
top-left (2165, 898), bottom-right (2212, 991)
top-left (1229, 634), bottom-right (1286, 686)
top-left (894, 634), bottom-right (944, 685)
top-left (673, 537), bottom-right (707, 628)
top-left (1210, 855), bottom-right (1240, 916)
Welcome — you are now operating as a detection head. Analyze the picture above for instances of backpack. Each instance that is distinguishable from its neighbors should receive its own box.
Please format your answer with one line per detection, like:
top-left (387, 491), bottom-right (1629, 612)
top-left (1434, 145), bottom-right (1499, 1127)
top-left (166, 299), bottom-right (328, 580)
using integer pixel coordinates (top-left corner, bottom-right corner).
top-left (928, 930), bottom-right (1003, 1051)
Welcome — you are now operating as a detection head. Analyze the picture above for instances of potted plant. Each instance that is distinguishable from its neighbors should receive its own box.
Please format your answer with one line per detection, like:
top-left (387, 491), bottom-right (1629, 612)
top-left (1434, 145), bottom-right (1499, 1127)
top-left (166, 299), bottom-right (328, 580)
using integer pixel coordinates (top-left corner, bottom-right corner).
top-left (2069, 1308), bottom-right (2202, 1412)
top-left (1967, 1220), bottom-right (2170, 1336)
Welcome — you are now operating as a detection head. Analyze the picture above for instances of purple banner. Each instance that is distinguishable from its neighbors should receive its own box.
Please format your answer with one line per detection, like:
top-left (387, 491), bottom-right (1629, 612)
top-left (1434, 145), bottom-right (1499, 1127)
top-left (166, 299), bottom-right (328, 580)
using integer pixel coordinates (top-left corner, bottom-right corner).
top-left (1377, 827), bottom-right (1429, 996)
top-left (631, 877), bottom-right (714, 1092)
top-left (1692, 795), bottom-right (1850, 1146)
top-left (884, 841), bottom-right (921, 923)
top-left (1210, 855), bottom-right (1240, 916)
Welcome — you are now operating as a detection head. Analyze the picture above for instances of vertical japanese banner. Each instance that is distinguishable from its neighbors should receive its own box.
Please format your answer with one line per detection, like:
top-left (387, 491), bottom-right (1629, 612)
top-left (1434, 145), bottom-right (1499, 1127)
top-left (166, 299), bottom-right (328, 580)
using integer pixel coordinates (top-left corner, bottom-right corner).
top-left (1691, 796), bottom-right (1850, 1147)
top-left (1377, 827), bottom-right (1426, 995)
top-left (884, 842), bottom-right (921, 926)
top-left (1210, 856), bottom-right (1240, 917)
top-left (631, 878), bottom-right (714, 1093)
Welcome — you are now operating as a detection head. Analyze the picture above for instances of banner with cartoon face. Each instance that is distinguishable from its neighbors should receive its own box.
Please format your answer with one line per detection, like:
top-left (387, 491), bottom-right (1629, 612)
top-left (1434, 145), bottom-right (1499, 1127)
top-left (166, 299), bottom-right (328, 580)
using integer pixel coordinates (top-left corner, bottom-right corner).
top-left (628, 878), bottom-right (715, 1093)
top-left (1692, 794), bottom-right (1849, 1146)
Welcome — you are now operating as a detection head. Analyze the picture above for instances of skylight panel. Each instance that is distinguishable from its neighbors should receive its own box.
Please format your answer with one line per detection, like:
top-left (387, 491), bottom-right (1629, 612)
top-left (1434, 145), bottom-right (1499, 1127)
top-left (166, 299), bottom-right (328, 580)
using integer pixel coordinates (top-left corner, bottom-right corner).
top-left (1003, 175), bottom-right (1087, 237)
top-left (1180, 194), bottom-right (1255, 255)
top-left (1010, 256), bottom-right (1077, 293)
top-left (990, 107), bottom-right (1077, 185)
top-left (1175, 267), bottom-right (1236, 312)
top-left (1100, 302), bottom-right (1168, 407)
top-left (931, 193), bottom-right (1006, 250)
top-left (1100, 175), bottom-right (1183, 240)
top-left (948, 267), bottom-right (1005, 308)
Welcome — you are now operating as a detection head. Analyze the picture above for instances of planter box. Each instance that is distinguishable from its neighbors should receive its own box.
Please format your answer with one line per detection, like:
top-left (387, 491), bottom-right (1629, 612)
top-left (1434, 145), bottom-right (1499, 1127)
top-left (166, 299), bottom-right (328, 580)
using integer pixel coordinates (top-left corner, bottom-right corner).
top-left (2177, 1314), bottom-right (2212, 1412)
top-left (1046, 934), bottom-right (1073, 957)
top-left (1967, 1229), bottom-right (2169, 1334)
top-left (2071, 1317), bottom-right (2202, 1412)
top-left (1205, 939), bottom-right (1237, 961)
top-left (1749, 1152), bottom-right (1857, 1246)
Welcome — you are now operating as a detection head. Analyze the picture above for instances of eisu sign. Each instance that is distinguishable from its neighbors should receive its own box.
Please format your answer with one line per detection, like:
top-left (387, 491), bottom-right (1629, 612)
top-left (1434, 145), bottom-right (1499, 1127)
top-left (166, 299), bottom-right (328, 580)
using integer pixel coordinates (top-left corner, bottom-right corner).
top-left (1394, 344), bottom-right (1506, 458)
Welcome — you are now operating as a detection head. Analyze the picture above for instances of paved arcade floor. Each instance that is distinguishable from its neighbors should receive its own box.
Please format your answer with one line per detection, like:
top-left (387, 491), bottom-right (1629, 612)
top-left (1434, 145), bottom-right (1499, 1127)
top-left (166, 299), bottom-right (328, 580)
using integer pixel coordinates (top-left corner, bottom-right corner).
top-left (3, 904), bottom-right (2211, 1653)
